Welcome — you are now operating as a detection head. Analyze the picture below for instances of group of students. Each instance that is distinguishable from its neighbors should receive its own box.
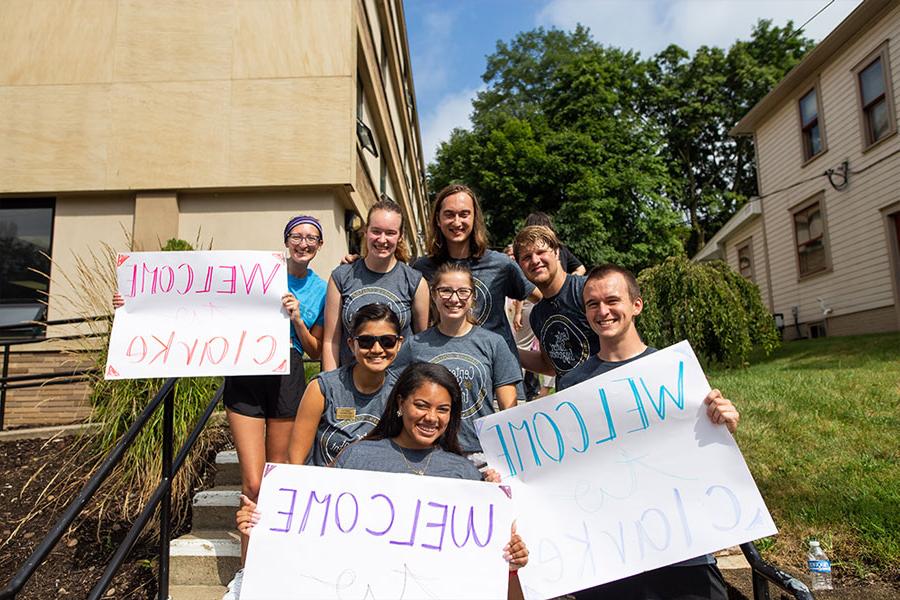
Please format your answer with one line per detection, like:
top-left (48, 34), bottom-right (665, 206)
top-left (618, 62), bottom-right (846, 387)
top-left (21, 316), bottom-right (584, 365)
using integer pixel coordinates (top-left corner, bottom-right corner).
top-left (118, 183), bottom-right (741, 599)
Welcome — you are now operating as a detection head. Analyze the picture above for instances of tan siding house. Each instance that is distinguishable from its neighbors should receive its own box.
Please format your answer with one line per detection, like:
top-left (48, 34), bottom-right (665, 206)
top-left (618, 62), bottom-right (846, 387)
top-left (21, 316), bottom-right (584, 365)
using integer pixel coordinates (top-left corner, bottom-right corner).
top-left (696, 0), bottom-right (900, 340)
top-left (0, 0), bottom-right (428, 427)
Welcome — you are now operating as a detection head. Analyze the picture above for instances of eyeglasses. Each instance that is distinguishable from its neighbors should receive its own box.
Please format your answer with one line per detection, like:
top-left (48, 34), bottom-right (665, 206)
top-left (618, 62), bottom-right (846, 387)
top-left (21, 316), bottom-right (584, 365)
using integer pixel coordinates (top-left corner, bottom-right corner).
top-left (434, 286), bottom-right (474, 301)
top-left (287, 234), bottom-right (322, 245)
top-left (354, 334), bottom-right (400, 349)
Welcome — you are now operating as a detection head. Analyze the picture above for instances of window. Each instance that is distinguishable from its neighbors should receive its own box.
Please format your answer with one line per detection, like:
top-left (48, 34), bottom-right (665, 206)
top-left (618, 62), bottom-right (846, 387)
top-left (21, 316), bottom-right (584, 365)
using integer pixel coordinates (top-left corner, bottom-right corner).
top-left (792, 196), bottom-right (829, 278)
top-left (798, 86), bottom-right (825, 160)
top-left (0, 199), bottom-right (54, 327)
top-left (854, 43), bottom-right (896, 149)
top-left (736, 241), bottom-right (755, 282)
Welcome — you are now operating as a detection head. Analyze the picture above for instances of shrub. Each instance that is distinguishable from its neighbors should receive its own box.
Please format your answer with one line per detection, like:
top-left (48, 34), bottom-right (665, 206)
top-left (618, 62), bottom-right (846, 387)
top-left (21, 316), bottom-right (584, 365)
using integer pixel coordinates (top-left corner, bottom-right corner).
top-left (637, 256), bottom-right (779, 367)
top-left (51, 237), bottom-right (224, 538)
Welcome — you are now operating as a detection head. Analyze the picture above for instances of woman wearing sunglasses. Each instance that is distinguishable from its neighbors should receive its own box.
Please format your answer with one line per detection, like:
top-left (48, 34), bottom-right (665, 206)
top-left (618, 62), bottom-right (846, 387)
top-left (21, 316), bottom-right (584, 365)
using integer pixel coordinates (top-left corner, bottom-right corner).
top-left (288, 303), bottom-right (403, 466)
top-left (238, 362), bottom-right (529, 598)
top-left (322, 198), bottom-right (429, 371)
top-left (407, 262), bottom-right (520, 462)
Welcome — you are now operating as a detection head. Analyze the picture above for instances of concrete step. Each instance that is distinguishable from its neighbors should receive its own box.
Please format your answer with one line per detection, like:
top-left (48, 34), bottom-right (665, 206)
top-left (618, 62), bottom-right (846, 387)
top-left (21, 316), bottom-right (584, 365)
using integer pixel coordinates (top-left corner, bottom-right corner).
top-left (715, 546), bottom-right (751, 570)
top-left (191, 487), bottom-right (241, 530)
top-left (170, 529), bottom-right (241, 587)
top-left (169, 584), bottom-right (228, 600)
top-left (214, 450), bottom-right (241, 487)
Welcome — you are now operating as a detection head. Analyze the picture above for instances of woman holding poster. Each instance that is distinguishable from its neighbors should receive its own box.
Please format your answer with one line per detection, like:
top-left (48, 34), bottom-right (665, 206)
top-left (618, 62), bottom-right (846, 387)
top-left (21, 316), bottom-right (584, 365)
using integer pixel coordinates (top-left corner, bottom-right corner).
top-left (321, 199), bottom-right (429, 370)
top-left (407, 262), bottom-right (520, 463)
top-left (237, 361), bottom-right (530, 599)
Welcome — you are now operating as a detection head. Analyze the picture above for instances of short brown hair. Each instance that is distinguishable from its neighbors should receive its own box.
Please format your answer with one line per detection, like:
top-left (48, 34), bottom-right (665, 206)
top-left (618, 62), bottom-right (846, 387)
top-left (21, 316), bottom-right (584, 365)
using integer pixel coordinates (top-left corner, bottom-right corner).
top-left (513, 225), bottom-right (560, 262)
top-left (585, 264), bottom-right (641, 301)
top-left (427, 184), bottom-right (489, 260)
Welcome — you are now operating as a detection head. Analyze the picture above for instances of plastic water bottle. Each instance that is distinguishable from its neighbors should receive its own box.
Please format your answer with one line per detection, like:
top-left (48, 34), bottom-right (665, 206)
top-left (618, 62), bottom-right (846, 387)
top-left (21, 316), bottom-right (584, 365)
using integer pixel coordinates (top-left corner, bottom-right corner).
top-left (807, 540), bottom-right (833, 590)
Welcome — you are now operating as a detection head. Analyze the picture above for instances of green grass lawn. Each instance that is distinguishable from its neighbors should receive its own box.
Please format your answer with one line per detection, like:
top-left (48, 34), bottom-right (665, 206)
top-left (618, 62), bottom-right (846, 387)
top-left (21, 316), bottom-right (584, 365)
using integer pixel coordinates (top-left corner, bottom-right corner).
top-left (708, 332), bottom-right (900, 582)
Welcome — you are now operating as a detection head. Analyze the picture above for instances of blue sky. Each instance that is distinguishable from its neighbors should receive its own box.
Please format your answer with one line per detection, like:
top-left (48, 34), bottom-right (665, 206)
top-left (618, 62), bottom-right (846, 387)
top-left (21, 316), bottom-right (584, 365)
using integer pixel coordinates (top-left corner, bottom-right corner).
top-left (406, 0), bottom-right (865, 166)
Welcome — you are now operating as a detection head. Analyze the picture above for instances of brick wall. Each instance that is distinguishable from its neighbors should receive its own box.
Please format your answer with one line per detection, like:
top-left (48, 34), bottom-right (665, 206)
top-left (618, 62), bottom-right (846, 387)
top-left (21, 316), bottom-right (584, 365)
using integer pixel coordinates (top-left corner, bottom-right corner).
top-left (2, 349), bottom-right (95, 429)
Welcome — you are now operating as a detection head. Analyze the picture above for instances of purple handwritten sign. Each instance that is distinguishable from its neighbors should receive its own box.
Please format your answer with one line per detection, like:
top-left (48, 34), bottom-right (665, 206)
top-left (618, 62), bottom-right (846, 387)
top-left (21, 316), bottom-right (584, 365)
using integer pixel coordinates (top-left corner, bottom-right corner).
top-left (241, 464), bottom-right (513, 600)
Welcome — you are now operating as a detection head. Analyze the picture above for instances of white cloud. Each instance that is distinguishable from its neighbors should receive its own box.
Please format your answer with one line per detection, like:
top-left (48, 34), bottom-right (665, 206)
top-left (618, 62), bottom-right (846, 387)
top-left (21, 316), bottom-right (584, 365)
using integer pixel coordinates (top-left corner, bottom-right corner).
top-left (420, 85), bottom-right (485, 166)
top-left (537, 0), bottom-right (865, 58)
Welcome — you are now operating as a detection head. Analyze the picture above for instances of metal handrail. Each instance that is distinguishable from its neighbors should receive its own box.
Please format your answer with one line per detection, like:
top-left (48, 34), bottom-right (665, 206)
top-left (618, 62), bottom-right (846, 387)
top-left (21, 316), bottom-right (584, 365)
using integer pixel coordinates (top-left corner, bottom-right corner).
top-left (0, 378), bottom-right (225, 599)
top-left (741, 542), bottom-right (815, 599)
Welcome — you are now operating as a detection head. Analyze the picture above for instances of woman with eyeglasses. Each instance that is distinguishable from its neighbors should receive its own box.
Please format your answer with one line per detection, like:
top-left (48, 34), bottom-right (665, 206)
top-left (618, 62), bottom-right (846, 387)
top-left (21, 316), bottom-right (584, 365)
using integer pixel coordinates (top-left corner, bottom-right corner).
top-left (321, 198), bottom-right (429, 371)
top-left (288, 303), bottom-right (404, 467)
top-left (408, 262), bottom-right (520, 463)
top-left (412, 184), bottom-right (539, 400)
top-left (113, 216), bottom-right (328, 600)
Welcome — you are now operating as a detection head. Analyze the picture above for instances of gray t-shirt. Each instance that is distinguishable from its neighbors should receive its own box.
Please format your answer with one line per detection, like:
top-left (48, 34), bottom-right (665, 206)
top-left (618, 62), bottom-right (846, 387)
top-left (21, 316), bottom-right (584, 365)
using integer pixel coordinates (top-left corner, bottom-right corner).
top-left (311, 365), bottom-right (397, 467)
top-left (555, 346), bottom-right (714, 568)
top-left (408, 326), bottom-right (523, 452)
top-left (529, 274), bottom-right (600, 389)
top-left (334, 438), bottom-right (482, 480)
top-left (331, 259), bottom-right (422, 367)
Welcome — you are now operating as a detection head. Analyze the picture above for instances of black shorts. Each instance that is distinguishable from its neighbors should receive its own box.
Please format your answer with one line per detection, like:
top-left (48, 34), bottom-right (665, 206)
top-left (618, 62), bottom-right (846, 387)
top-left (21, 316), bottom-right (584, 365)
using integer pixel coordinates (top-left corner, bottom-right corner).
top-left (223, 348), bottom-right (308, 419)
top-left (572, 563), bottom-right (727, 600)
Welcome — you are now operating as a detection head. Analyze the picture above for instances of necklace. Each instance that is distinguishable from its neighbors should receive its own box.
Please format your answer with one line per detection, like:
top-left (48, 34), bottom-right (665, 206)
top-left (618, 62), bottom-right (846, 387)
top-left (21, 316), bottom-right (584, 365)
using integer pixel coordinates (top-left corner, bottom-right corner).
top-left (400, 446), bottom-right (436, 476)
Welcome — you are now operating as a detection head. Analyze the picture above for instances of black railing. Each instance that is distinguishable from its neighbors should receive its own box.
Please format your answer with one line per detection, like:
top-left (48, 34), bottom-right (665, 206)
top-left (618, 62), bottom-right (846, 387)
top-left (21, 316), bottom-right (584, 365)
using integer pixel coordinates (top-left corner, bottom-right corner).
top-left (741, 542), bottom-right (815, 599)
top-left (0, 377), bottom-right (225, 599)
top-left (0, 316), bottom-right (107, 430)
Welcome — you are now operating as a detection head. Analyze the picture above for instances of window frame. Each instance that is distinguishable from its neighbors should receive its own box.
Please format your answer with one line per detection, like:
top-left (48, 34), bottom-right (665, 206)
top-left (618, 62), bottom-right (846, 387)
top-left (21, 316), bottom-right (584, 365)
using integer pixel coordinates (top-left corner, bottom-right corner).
top-left (0, 197), bottom-right (55, 331)
top-left (797, 80), bottom-right (827, 164)
top-left (790, 192), bottom-right (832, 281)
top-left (852, 41), bottom-right (897, 152)
top-left (735, 237), bottom-right (756, 283)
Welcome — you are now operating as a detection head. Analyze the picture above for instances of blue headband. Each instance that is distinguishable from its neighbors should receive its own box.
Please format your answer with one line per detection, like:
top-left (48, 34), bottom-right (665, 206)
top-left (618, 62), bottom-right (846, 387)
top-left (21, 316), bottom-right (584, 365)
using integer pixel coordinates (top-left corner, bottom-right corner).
top-left (284, 215), bottom-right (324, 241)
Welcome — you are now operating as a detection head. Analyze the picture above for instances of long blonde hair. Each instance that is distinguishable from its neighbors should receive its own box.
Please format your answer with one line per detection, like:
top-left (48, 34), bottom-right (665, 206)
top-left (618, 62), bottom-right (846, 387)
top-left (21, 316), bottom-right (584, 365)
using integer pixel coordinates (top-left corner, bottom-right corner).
top-left (363, 198), bottom-right (411, 263)
top-left (427, 184), bottom-right (489, 260)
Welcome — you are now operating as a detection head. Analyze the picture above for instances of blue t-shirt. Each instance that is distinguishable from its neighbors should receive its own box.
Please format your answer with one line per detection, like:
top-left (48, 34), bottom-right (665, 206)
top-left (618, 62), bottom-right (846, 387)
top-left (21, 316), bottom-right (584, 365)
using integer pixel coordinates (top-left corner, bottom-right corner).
top-left (408, 326), bottom-right (522, 452)
top-left (334, 438), bottom-right (481, 480)
top-left (330, 260), bottom-right (422, 367)
top-left (287, 270), bottom-right (327, 354)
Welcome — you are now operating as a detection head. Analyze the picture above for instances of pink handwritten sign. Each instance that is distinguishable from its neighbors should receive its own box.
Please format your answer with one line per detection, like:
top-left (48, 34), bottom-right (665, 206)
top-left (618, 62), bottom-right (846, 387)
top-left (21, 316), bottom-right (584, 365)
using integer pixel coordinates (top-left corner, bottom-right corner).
top-left (106, 251), bottom-right (289, 379)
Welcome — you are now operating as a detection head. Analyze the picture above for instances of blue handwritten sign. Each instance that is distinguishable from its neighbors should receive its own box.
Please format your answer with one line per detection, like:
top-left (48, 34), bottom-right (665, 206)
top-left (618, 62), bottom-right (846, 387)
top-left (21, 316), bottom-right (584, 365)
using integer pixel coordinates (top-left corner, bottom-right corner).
top-left (476, 341), bottom-right (777, 599)
top-left (241, 464), bottom-right (513, 600)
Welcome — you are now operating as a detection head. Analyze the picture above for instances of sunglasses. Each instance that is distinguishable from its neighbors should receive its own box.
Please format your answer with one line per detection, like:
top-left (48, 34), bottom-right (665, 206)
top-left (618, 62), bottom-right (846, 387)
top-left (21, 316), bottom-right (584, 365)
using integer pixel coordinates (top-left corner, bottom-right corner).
top-left (354, 334), bottom-right (400, 349)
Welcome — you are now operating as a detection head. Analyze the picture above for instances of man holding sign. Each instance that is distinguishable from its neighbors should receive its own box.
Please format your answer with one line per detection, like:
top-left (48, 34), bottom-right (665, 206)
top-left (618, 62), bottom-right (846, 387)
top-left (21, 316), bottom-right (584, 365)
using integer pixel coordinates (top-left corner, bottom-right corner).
top-left (556, 264), bottom-right (739, 599)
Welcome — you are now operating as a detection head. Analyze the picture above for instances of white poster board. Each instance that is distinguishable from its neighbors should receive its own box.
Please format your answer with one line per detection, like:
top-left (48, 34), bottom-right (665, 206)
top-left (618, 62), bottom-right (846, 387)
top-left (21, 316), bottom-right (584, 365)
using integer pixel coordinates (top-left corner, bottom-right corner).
top-left (105, 251), bottom-right (288, 379)
top-left (241, 463), bottom-right (514, 600)
top-left (476, 341), bottom-right (777, 599)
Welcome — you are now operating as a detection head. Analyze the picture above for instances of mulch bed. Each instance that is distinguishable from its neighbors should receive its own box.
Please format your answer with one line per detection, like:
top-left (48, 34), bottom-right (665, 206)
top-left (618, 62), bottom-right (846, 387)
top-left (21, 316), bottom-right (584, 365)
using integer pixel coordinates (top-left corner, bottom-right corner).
top-left (0, 435), bottom-right (222, 599)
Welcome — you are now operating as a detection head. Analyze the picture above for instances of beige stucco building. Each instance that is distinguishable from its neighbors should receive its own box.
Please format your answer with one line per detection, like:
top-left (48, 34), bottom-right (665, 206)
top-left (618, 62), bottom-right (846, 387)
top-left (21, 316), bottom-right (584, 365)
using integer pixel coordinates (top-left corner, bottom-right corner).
top-left (0, 0), bottom-right (429, 427)
top-left (695, 0), bottom-right (900, 340)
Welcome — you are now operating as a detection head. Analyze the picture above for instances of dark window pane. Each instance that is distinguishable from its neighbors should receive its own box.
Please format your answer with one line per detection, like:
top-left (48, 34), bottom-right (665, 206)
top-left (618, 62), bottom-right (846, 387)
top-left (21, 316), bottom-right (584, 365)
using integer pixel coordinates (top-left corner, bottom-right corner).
top-left (869, 98), bottom-right (890, 142)
top-left (0, 200), bottom-right (54, 307)
top-left (807, 123), bottom-right (822, 156)
top-left (799, 239), bottom-right (826, 275)
top-left (799, 89), bottom-right (818, 126)
top-left (795, 211), bottom-right (810, 244)
top-left (860, 58), bottom-right (885, 106)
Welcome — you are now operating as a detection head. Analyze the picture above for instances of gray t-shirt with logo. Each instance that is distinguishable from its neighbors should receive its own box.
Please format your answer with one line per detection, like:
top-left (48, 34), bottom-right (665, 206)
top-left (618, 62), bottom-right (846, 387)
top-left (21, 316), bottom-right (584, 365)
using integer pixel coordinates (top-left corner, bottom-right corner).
top-left (311, 365), bottom-right (397, 467)
top-left (408, 326), bottom-right (523, 452)
top-left (331, 259), bottom-right (422, 367)
top-left (529, 274), bottom-right (600, 388)
top-left (334, 438), bottom-right (482, 480)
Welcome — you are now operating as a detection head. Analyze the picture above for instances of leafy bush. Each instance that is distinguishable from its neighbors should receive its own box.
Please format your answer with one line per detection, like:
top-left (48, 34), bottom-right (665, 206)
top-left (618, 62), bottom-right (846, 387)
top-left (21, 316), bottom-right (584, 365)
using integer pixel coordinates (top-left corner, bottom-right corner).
top-left (51, 237), bottom-right (224, 538)
top-left (637, 256), bottom-right (779, 367)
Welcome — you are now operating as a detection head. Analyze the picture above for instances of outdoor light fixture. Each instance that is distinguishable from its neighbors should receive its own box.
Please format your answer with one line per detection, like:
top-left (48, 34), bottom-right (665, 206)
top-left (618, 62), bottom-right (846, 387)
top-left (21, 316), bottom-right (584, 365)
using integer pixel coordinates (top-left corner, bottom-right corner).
top-left (356, 118), bottom-right (378, 157)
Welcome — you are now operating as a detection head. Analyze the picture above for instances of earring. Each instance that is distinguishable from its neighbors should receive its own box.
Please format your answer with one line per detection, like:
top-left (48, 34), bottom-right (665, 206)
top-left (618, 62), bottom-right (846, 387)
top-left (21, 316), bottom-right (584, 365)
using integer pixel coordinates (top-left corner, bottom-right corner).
top-left (396, 409), bottom-right (402, 417)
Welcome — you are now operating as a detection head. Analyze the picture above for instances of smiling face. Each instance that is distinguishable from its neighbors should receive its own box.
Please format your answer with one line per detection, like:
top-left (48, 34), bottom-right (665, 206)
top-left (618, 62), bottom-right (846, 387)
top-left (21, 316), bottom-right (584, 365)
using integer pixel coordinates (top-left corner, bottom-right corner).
top-left (395, 381), bottom-right (452, 450)
top-left (583, 272), bottom-right (643, 343)
top-left (437, 192), bottom-right (475, 246)
top-left (365, 209), bottom-right (402, 260)
top-left (432, 270), bottom-right (474, 322)
top-left (348, 318), bottom-right (401, 373)
top-left (516, 240), bottom-right (561, 287)
top-left (284, 223), bottom-right (322, 266)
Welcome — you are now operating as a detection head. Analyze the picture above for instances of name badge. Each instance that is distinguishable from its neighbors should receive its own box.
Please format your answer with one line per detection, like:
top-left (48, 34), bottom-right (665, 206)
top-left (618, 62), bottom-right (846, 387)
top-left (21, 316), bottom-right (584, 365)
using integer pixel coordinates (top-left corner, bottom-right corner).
top-left (335, 407), bottom-right (356, 420)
